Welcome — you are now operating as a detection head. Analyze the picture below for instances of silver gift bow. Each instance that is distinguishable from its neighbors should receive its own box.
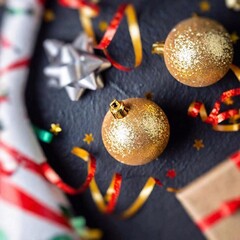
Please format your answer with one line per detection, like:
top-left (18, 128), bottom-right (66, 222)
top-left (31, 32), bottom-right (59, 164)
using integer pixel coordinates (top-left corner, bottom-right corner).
top-left (43, 33), bottom-right (111, 101)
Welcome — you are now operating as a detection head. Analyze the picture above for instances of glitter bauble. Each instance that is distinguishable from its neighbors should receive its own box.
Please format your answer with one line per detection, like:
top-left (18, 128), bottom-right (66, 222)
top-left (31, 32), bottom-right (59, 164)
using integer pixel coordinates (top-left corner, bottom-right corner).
top-left (101, 98), bottom-right (170, 166)
top-left (152, 17), bottom-right (233, 87)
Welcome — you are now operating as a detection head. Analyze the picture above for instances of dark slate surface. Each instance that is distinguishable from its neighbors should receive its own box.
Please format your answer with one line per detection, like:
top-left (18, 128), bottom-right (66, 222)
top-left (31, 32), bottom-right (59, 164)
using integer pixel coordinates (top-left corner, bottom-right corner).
top-left (1, 0), bottom-right (240, 239)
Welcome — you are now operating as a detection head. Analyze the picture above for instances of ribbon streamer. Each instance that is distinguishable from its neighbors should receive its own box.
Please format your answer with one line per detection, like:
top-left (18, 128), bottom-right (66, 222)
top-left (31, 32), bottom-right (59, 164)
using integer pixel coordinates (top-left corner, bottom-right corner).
top-left (60, 1), bottom-right (143, 71)
top-left (188, 88), bottom-right (240, 131)
top-left (42, 147), bottom-right (96, 195)
top-left (94, 4), bottom-right (143, 71)
top-left (196, 197), bottom-right (240, 232)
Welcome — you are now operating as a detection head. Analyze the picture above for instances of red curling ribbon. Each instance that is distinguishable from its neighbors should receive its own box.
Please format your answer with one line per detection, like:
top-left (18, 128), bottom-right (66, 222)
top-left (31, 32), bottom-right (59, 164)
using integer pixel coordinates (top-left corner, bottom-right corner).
top-left (0, 141), bottom-right (96, 195)
top-left (230, 151), bottom-right (240, 169)
top-left (58, 0), bottom-right (99, 15)
top-left (0, 58), bottom-right (30, 77)
top-left (41, 154), bottom-right (96, 195)
top-left (196, 197), bottom-right (240, 232)
top-left (0, 178), bottom-right (72, 230)
top-left (188, 88), bottom-right (240, 131)
top-left (94, 4), bottom-right (143, 71)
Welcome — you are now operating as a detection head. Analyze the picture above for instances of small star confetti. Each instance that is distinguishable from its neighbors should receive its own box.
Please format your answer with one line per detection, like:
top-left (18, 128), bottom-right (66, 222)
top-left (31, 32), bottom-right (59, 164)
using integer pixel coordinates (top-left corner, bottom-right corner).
top-left (199, 0), bottom-right (211, 12)
top-left (223, 97), bottom-right (234, 105)
top-left (50, 123), bottom-right (62, 135)
top-left (144, 92), bottom-right (153, 100)
top-left (166, 169), bottom-right (177, 179)
top-left (193, 139), bottom-right (204, 151)
top-left (83, 133), bottom-right (94, 145)
top-left (44, 9), bottom-right (55, 22)
top-left (230, 32), bottom-right (239, 44)
top-left (99, 21), bottom-right (108, 32)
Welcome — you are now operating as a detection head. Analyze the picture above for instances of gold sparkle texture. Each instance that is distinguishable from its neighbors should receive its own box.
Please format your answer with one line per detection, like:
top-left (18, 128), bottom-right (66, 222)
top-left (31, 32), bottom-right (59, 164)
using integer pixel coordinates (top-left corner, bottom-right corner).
top-left (101, 98), bottom-right (170, 166)
top-left (83, 133), bottom-right (94, 145)
top-left (153, 17), bottom-right (233, 87)
top-left (50, 123), bottom-right (62, 135)
top-left (193, 139), bottom-right (204, 151)
top-left (230, 32), bottom-right (239, 44)
top-left (199, 0), bottom-right (211, 12)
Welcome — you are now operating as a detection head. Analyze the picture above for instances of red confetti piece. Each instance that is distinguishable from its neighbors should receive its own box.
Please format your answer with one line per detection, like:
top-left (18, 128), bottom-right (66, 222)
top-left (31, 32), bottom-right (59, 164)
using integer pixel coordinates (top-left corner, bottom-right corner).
top-left (188, 88), bottom-right (240, 127)
top-left (0, 95), bottom-right (8, 103)
top-left (0, 58), bottom-right (30, 77)
top-left (0, 178), bottom-right (72, 230)
top-left (166, 169), bottom-right (177, 179)
top-left (196, 197), bottom-right (240, 232)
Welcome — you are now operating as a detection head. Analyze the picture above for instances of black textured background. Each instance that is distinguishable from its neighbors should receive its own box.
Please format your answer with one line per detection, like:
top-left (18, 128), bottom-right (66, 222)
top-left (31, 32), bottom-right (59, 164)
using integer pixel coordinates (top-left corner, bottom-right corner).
top-left (1, 0), bottom-right (240, 239)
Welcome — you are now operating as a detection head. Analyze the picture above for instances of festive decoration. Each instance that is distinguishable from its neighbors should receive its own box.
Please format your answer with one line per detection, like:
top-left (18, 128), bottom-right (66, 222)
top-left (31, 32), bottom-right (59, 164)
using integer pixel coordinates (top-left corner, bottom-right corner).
top-left (50, 123), bottom-right (62, 135)
top-left (102, 98), bottom-right (170, 165)
top-left (98, 21), bottom-right (108, 32)
top-left (152, 16), bottom-right (233, 87)
top-left (193, 139), bottom-right (205, 151)
top-left (44, 9), bottom-right (56, 22)
top-left (60, 1), bottom-right (143, 72)
top-left (177, 151), bottom-right (240, 240)
top-left (34, 125), bottom-right (54, 143)
top-left (230, 32), bottom-right (239, 44)
top-left (199, 0), bottom-right (211, 12)
top-left (225, 0), bottom-right (240, 10)
top-left (0, 0), bottom-right (78, 238)
top-left (188, 88), bottom-right (240, 131)
top-left (44, 33), bottom-right (111, 101)
top-left (83, 133), bottom-right (94, 145)
top-left (166, 169), bottom-right (177, 179)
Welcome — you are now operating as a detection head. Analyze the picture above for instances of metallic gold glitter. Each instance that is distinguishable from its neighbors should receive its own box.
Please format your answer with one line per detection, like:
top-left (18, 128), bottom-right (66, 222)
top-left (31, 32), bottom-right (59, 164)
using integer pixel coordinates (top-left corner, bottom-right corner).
top-left (163, 17), bottom-right (233, 87)
top-left (101, 98), bottom-right (170, 166)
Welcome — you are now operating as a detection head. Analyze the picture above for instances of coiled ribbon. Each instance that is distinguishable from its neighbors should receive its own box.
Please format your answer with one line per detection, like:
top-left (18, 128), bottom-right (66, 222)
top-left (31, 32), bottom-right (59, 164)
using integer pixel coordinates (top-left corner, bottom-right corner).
top-left (0, 139), bottom-right (163, 219)
top-left (188, 88), bottom-right (240, 131)
top-left (59, 0), bottom-right (143, 71)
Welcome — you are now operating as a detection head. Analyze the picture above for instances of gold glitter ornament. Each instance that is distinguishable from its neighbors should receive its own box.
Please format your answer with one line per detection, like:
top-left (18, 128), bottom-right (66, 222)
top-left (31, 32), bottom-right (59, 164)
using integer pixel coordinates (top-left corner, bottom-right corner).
top-left (152, 17), bottom-right (233, 87)
top-left (101, 98), bottom-right (170, 166)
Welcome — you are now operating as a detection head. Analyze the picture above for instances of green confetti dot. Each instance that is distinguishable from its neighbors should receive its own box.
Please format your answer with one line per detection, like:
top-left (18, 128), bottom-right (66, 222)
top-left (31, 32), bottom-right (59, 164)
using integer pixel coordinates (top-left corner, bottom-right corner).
top-left (50, 235), bottom-right (72, 240)
top-left (33, 125), bottom-right (54, 143)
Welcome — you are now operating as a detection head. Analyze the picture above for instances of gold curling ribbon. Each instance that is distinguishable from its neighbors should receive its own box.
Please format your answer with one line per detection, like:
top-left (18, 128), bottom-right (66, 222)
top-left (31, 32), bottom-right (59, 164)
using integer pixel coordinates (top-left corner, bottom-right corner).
top-left (230, 64), bottom-right (240, 81)
top-left (120, 177), bottom-right (158, 219)
top-left (79, 8), bottom-right (97, 44)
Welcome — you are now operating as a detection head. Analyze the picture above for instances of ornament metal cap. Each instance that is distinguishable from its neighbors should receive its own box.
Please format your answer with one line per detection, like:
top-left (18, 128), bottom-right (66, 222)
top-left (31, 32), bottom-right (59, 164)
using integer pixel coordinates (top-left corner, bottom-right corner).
top-left (109, 99), bottom-right (129, 119)
top-left (152, 41), bottom-right (165, 55)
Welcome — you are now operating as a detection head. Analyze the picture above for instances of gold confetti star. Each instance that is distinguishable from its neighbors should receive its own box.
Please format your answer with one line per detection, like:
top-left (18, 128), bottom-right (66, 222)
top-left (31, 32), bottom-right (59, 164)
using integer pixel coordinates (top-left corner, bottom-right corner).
top-left (144, 92), bottom-right (153, 100)
top-left (50, 123), bottom-right (62, 135)
top-left (44, 9), bottom-right (55, 22)
top-left (193, 139), bottom-right (204, 151)
top-left (199, 0), bottom-right (211, 12)
top-left (223, 97), bottom-right (234, 105)
top-left (99, 21), bottom-right (108, 32)
top-left (83, 133), bottom-right (94, 145)
top-left (230, 32), bottom-right (239, 44)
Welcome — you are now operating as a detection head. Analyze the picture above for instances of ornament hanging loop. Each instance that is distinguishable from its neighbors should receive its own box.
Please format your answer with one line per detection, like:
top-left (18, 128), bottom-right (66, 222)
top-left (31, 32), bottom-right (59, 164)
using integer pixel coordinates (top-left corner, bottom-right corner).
top-left (152, 41), bottom-right (165, 55)
top-left (110, 99), bottom-right (129, 119)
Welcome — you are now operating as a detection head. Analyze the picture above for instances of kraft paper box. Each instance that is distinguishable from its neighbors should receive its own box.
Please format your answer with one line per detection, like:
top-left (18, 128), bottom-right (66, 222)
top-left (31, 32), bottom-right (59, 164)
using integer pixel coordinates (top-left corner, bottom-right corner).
top-left (177, 151), bottom-right (240, 240)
